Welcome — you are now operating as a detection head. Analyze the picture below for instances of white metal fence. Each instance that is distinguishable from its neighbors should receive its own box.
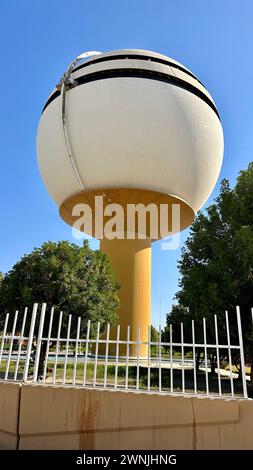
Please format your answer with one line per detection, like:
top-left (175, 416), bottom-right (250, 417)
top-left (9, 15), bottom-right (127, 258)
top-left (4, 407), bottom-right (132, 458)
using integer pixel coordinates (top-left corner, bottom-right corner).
top-left (0, 303), bottom-right (251, 399)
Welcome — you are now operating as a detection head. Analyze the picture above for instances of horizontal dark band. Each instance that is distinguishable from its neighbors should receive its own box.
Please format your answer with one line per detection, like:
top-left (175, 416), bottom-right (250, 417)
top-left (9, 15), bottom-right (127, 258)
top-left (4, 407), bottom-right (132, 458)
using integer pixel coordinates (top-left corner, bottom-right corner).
top-left (72, 53), bottom-right (204, 86)
top-left (42, 68), bottom-right (219, 119)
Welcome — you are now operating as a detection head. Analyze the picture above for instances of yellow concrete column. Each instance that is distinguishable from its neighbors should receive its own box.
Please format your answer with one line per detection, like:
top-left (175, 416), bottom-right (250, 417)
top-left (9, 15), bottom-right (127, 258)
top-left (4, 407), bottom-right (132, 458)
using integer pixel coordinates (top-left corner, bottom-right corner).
top-left (100, 237), bottom-right (151, 357)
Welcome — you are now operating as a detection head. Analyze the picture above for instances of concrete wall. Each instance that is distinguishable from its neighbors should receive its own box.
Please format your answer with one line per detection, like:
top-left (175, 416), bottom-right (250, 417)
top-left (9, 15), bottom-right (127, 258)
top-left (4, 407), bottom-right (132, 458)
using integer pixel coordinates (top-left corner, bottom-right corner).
top-left (1, 380), bottom-right (253, 450)
top-left (0, 381), bottom-right (21, 450)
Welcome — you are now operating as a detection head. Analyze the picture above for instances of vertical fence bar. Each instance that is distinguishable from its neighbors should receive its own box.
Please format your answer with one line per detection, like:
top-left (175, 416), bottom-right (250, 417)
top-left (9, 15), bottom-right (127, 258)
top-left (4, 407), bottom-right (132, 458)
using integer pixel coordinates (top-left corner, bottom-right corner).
top-left (214, 314), bottom-right (222, 396)
top-left (73, 317), bottom-right (81, 385)
top-left (225, 310), bottom-right (234, 398)
top-left (170, 324), bottom-right (173, 393)
top-left (14, 308), bottom-right (27, 381)
top-left (136, 326), bottom-right (140, 391)
top-left (93, 322), bottom-right (100, 387)
top-left (251, 307), bottom-right (253, 325)
top-left (181, 322), bottom-right (185, 394)
top-left (42, 307), bottom-right (54, 383)
top-left (203, 317), bottom-right (209, 395)
top-left (0, 313), bottom-right (9, 366)
top-left (5, 310), bottom-right (18, 380)
top-left (114, 325), bottom-right (120, 389)
top-left (236, 306), bottom-right (247, 398)
top-left (33, 303), bottom-right (46, 382)
top-left (63, 314), bottom-right (72, 385)
top-left (125, 325), bottom-right (130, 389)
top-left (83, 320), bottom-right (90, 386)
top-left (23, 303), bottom-right (38, 382)
top-left (192, 319), bottom-right (197, 394)
top-left (104, 324), bottom-right (110, 388)
top-left (53, 311), bottom-right (63, 384)
top-left (147, 325), bottom-right (151, 391)
top-left (158, 325), bottom-right (162, 392)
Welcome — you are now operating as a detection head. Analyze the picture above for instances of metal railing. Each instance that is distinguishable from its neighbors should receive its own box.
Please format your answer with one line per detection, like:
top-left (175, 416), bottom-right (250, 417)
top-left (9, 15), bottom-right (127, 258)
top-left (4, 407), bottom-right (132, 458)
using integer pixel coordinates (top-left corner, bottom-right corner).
top-left (0, 303), bottom-right (251, 399)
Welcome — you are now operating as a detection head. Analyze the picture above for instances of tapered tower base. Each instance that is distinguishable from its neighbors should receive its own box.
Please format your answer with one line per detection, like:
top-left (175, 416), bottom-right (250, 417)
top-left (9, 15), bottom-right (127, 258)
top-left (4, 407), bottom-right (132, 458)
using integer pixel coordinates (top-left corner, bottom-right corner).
top-left (100, 237), bottom-right (151, 357)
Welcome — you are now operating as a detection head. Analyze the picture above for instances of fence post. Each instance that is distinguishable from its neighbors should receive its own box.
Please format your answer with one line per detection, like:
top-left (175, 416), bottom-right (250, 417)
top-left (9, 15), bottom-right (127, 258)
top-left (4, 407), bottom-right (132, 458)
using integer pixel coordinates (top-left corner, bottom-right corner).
top-left (42, 307), bottom-right (54, 383)
top-left (170, 324), bottom-right (173, 393)
top-left (214, 314), bottom-right (222, 396)
top-left (5, 310), bottom-right (18, 380)
top-left (114, 325), bottom-right (120, 389)
top-left (83, 319), bottom-right (90, 386)
top-left (125, 325), bottom-right (130, 389)
top-left (225, 310), bottom-right (234, 397)
top-left (192, 319), bottom-right (197, 394)
top-left (53, 311), bottom-right (63, 384)
top-left (236, 306), bottom-right (248, 398)
top-left (136, 326), bottom-right (140, 391)
top-left (181, 322), bottom-right (185, 394)
top-left (63, 314), bottom-right (72, 385)
top-left (73, 316), bottom-right (81, 385)
top-left (103, 323), bottom-right (110, 388)
top-left (33, 303), bottom-right (46, 382)
top-left (147, 325), bottom-right (151, 391)
top-left (0, 313), bottom-right (9, 366)
top-left (23, 303), bottom-right (38, 381)
top-left (203, 317), bottom-right (209, 396)
top-left (14, 307), bottom-right (28, 381)
top-left (158, 325), bottom-right (162, 392)
top-left (93, 322), bottom-right (100, 387)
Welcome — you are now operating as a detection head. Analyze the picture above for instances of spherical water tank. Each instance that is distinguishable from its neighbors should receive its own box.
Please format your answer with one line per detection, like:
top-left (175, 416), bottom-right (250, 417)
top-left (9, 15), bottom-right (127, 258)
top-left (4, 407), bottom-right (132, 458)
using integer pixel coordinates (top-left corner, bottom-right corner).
top-left (37, 48), bottom-right (223, 233)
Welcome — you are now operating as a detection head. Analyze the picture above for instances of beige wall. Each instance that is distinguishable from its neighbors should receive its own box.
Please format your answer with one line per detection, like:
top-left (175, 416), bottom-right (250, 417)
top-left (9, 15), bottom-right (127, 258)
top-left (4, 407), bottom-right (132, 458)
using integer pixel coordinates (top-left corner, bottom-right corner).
top-left (0, 381), bottom-right (253, 450)
top-left (0, 381), bottom-right (21, 450)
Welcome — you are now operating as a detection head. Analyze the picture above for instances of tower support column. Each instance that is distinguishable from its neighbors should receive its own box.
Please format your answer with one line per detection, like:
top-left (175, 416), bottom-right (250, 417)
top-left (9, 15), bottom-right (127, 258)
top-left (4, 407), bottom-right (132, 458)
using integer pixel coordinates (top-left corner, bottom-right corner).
top-left (100, 237), bottom-right (151, 357)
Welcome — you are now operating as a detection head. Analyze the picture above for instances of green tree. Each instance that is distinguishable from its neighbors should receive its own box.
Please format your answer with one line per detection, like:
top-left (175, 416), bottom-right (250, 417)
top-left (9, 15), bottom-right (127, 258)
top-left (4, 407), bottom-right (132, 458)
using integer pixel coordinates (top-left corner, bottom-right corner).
top-left (0, 240), bottom-right (120, 336)
top-left (164, 163), bottom-right (253, 381)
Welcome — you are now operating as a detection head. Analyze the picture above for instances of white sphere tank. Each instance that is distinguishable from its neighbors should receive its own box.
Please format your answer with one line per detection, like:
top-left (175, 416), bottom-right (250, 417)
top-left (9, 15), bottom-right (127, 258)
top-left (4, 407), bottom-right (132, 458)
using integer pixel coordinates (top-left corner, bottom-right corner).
top-left (37, 49), bottom-right (224, 233)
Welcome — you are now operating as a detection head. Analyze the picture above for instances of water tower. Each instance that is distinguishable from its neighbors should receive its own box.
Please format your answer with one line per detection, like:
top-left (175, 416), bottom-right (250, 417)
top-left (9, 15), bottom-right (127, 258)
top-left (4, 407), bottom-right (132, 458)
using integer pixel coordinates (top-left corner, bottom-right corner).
top-left (37, 49), bottom-right (223, 355)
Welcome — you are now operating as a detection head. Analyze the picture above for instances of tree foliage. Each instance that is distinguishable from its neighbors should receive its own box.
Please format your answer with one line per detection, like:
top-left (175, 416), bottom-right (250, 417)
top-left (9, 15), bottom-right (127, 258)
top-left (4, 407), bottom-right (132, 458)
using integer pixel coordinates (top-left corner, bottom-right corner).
top-left (164, 163), bottom-right (253, 369)
top-left (0, 240), bottom-right (120, 336)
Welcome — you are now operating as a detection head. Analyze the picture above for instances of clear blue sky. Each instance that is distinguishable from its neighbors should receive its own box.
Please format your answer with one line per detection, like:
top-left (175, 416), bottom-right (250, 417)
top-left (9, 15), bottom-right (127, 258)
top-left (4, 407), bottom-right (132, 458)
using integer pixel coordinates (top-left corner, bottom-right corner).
top-left (0, 1), bottom-right (253, 327)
